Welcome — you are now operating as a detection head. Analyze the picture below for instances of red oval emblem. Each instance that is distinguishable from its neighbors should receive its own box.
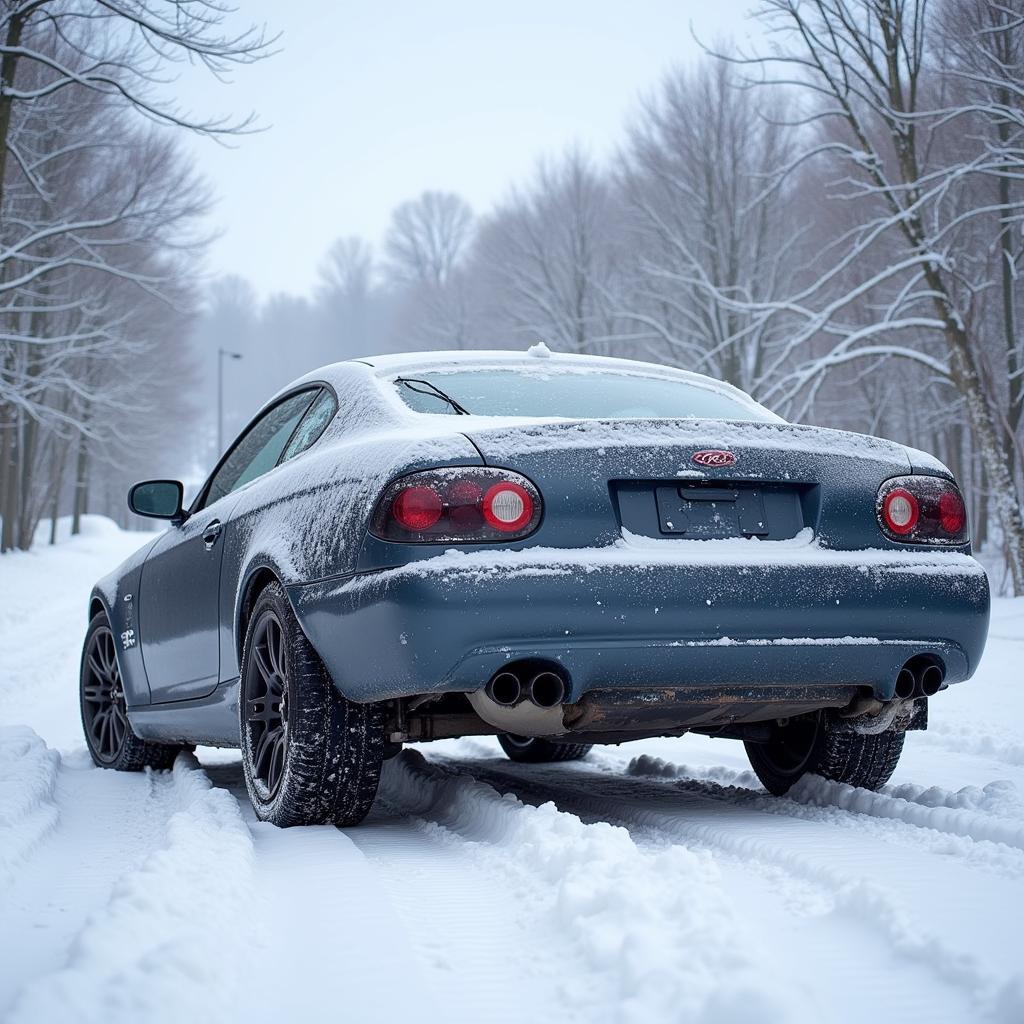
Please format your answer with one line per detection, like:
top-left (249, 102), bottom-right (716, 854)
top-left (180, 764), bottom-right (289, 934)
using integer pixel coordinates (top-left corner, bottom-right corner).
top-left (692, 449), bottom-right (736, 467)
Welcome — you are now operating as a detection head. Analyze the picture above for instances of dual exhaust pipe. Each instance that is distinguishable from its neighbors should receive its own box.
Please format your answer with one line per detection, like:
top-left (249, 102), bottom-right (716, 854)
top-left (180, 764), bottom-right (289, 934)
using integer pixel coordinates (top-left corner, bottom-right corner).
top-left (894, 657), bottom-right (944, 700)
top-left (486, 665), bottom-right (566, 709)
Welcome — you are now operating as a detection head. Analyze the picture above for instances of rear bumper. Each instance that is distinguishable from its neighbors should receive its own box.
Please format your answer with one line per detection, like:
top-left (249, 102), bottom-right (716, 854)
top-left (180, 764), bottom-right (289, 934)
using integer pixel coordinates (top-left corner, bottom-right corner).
top-left (288, 542), bottom-right (990, 705)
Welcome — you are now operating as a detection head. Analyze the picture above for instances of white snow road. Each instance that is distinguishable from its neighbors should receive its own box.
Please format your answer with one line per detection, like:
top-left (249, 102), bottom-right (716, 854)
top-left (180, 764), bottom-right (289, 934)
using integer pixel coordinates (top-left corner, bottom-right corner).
top-left (1, 520), bottom-right (1023, 1023)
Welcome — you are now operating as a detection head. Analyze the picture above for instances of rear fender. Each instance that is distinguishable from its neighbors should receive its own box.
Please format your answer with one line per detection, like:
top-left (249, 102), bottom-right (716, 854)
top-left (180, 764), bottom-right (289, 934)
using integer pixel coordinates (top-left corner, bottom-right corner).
top-left (88, 561), bottom-right (151, 708)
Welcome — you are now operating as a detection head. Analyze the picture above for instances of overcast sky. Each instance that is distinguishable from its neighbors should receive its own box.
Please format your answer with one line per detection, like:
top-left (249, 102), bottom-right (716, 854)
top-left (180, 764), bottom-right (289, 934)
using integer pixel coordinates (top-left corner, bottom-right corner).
top-left (175, 1), bottom-right (760, 299)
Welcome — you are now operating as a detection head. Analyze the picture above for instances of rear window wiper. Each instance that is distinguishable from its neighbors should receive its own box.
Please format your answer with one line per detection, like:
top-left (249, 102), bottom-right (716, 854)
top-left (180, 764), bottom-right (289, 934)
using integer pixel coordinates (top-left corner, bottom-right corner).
top-left (395, 377), bottom-right (471, 416)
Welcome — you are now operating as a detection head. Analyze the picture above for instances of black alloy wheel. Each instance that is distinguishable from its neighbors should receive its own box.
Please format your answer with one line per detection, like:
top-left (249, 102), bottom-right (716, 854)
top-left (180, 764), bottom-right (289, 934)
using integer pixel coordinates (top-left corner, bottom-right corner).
top-left (243, 610), bottom-right (290, 800)
top-left (81, 624), bottom-right (130, 762)
top-left (237, 581), bottom-right (386, 827)
top-left (80, 612), bottom-right (181, 771)
top-left (756, 713), bottom-right (823, 778)
top-left (745, 709), bottom-right (906, 795)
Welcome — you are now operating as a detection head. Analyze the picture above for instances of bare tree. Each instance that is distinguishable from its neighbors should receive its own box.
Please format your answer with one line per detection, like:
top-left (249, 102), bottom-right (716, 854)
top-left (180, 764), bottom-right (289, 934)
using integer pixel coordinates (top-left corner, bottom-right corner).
top-left (617, 58), bottom-right (801, 394)
top-left (318, 236), bottom-right (373, 307)
top-left (935, 0), bottom-right (1024, 475)
top-left (0, 0), bottom-right (270, 175)
top-left (317, 236), bottom-right (374, 351)
top-left (0, 0), bottom-right (267, 552)
top-left (384, 191), bottom-right (473, 288)
top-left (692, 0), bottom-right (1024, 592)
top-left (0, 108), bottom-right (209, 549)
top-left (475, 148), bottom-right (623, 353)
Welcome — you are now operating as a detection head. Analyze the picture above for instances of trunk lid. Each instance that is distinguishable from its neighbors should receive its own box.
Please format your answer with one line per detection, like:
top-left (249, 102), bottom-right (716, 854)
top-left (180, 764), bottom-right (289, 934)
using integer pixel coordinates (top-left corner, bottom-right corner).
top-left (461, 417), bottom-right (915, 551)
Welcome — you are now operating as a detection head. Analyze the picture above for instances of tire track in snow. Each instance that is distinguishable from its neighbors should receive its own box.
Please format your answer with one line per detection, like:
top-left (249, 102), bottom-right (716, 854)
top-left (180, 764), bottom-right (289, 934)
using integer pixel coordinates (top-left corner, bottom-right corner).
top-left (350, 808), bottom-right (571, 1023)
top-left (915, 726), bottom-right (1024, 770)
top-left (620, 754), bottom-right (1024, 870)
top-left (438, 752), bottom-right (1024, 1022)
top-left (374, 750), bottom-right (825, 1024)
top-left (0, 726), bottom-right (61, 893)
top-left (2, 749), bottom-right (256, 1024)
top-left (0, 736), bottom-right (167, 1016)
top-left (202, 757), bottom-right (444, 1024)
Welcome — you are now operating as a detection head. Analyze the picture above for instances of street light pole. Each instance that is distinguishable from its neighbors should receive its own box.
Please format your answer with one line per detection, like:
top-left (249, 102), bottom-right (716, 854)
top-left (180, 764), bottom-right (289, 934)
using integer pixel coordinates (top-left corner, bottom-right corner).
top-left (217, 348), bottom-right (243, 455)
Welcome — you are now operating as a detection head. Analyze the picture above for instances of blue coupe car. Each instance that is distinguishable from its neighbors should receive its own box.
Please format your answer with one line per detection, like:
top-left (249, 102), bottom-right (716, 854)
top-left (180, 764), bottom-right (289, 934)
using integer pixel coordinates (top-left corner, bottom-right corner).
top-left (80, 350), bottom-right (990, 826)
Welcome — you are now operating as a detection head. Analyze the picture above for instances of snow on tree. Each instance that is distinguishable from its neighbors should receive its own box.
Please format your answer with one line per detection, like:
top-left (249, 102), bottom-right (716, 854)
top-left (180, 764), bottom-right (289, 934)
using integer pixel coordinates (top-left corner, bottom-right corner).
top-left (474, 148), bottom-right (624, 354)
top-left (0, 1), bottom-right (270, 552)
top-left (688, 0), bottom-right (1024, 593)
top-left (616, 58), bottom-right (801, 396)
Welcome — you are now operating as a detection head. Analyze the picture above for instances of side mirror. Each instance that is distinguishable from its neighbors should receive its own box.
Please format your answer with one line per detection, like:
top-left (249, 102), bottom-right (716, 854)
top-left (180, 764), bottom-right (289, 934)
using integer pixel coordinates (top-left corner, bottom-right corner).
top-left (128, 480), bottom-right (186, 523)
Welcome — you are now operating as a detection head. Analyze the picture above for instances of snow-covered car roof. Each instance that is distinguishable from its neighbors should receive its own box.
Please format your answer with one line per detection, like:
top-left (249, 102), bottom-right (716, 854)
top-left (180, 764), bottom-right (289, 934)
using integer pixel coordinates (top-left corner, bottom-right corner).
top-left (359, 346), bottom-right (742, 391)
top-left (288, 347), bottom-right (777, 422)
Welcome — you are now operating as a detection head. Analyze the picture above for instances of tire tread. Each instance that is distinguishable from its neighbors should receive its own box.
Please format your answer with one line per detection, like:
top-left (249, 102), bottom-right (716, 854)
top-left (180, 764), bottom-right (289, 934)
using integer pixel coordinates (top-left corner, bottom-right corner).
top-left (745, 712), bottom-right (906, 795)
top-left (498, 735), bottom-right (593, 763)
top-left (240, 583), bottom-right (385, 827)
top-left (818, 724), bottom-right (905, 791)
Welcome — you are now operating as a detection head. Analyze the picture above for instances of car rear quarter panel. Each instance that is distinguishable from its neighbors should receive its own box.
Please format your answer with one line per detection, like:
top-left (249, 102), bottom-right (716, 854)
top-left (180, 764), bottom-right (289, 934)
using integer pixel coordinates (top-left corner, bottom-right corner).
top-left (217, 426), bottom-right (483, 681)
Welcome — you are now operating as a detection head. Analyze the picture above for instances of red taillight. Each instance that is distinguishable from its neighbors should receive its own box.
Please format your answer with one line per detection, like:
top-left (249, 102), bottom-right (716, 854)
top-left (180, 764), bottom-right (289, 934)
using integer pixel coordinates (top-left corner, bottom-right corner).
top-left (371, 468), bottom-right (542, 543)
top-left (447, 480), bottom-right (484, 531)
top-left (876, 476), bottom-right (969, 546)
top-left (482, 482), bottom-right (533, 532)
top-left (392, 486), bottom-right (443, 531)
top-left (938, 490), bottom-right (966, 535)
top-left (882, 488), bottom-right (919, 535)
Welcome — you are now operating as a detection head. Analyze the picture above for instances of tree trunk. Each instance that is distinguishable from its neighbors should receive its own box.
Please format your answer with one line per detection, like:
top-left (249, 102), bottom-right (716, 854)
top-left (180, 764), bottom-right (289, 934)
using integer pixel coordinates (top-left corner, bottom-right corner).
top-left (974, 461), bottom-right (989, 552)
top-left (49, 489), bottom-right (58, 544)
top-left (16, 401), bottom-right (38, 550)
top-left (995, 80), bottom-right (1021, 480)
top-left (927, 268), bottom-right (1024, 592)
top-left (0, 405), bottom-right (13, 553)
top-left (0, 406), bottom-right (19, 553)
top-left (0, 8), bottom-right (28, 225)
top-left (71, 431), bottom-right (89, 536)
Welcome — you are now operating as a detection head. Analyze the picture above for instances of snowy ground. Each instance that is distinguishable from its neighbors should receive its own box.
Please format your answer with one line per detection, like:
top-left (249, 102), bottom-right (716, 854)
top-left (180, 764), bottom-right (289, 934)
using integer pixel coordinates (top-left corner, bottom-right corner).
top-left (1, 518), bottom-right (1023, 1023)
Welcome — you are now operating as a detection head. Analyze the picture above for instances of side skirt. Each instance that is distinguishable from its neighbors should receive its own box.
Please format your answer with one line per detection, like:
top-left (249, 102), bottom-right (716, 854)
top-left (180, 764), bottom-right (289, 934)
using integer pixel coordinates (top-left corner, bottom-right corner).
top-left (127, 678), bottom-right (240, 748)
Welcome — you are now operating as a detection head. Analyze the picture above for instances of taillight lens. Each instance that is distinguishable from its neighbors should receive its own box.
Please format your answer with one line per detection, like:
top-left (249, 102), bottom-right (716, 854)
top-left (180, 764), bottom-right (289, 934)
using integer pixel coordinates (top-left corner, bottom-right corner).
top-left (392, 486), bottom-right (443, 530)
top-left (482, 482), bottom-right (533, 532)
top-left (371, 468), bottom-right (542, 542)
top-left (938, 490), bottom-right (966, 535)
top-left (881, 488), bottom-right (918, 535)
top-left (876, 476), bottom-right (969, 545)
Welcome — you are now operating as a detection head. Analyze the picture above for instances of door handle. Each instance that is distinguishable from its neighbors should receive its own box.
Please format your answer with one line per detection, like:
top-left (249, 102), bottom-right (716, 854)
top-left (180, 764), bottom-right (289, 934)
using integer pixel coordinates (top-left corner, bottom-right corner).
top-left (203, 520), bottom-right (222, 550)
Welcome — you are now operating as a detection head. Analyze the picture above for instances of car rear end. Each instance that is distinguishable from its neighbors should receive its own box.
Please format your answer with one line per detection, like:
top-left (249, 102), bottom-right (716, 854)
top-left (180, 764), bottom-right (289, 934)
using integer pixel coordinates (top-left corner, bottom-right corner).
top-left (289, 358), bottom-right (989, 745)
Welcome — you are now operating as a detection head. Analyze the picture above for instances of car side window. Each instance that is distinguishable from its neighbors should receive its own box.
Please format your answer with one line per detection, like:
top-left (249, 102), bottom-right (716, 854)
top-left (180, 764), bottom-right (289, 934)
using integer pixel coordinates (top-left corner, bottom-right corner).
top-left (202, 390), bottom-right (317, 508)
top-left (281, 389), bottom-right (337, 463)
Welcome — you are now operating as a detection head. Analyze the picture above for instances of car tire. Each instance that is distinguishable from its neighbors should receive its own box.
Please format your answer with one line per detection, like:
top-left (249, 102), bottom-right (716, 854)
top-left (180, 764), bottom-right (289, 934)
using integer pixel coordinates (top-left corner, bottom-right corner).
top-left (497, 734), bottom-right (593, 763)
top-left (744, 711), bottom-right (905, 795)
top-left (239, 581), bottom-right (385, 827)
top-left (80, 613), bottom-right (182, 771)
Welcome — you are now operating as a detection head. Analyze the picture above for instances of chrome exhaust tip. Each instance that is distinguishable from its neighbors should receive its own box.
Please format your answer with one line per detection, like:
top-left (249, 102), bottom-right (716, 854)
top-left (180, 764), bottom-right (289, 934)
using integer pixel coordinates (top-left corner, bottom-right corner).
top-left (918, 663), bottom-right (944, 697)
top-left (894, 667), bottom-right (916, 700)
top-left (487, 671), bottom-right (523, 707)
top-left (527, 671), bottom-right (565, 709)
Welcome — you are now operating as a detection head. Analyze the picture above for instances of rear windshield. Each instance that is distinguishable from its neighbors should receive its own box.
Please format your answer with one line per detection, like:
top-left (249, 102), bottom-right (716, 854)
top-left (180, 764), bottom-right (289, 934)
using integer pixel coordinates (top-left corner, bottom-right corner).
top-left (390, 368), bottom-right (774, 421)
